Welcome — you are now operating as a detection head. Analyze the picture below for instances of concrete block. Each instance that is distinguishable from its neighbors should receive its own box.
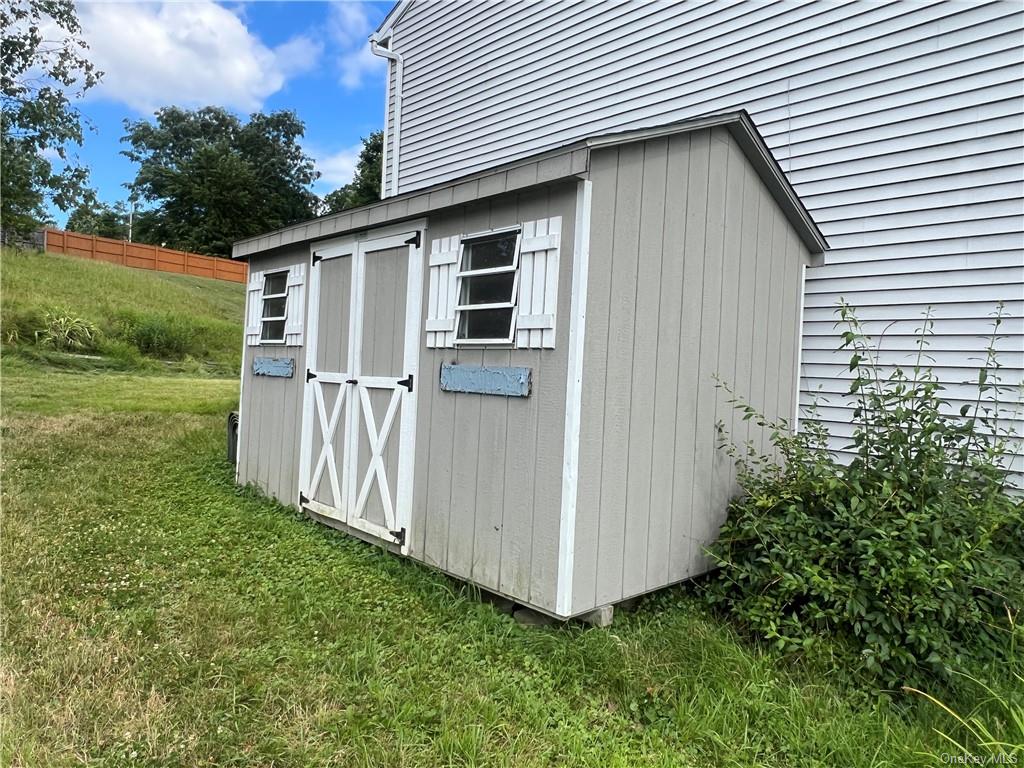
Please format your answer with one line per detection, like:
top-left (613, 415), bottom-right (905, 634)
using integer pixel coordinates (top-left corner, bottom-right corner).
top-left (578, 605), bottom-right (614, 628)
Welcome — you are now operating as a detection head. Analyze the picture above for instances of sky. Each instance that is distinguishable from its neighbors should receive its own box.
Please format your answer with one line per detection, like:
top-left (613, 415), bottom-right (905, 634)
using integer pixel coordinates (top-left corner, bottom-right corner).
top-left (53, 0), bottom-right (395, 225)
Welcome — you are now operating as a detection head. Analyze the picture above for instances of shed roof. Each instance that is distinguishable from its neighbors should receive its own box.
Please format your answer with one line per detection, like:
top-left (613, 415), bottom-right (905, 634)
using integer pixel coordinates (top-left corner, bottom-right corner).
top-left (232, 111), bottom-right (828, 259)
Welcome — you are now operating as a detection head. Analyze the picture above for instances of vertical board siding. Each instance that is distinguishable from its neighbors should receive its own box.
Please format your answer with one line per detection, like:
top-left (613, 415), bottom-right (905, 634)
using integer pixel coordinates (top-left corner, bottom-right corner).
top-left (237, 247), bottom-right (309, 506)
top-left (411, 182), bottom-right (576, 612)
top-left (573, 129), bottom-right (811, 614)
top-left (385, 1), bottom-right (1024, 468)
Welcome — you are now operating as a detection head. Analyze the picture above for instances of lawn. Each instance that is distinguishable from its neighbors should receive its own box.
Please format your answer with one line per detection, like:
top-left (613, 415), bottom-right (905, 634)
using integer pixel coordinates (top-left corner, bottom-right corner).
top-left (1, 250), bottom-right (244, 372)
top-left (1, 358), bottom-right (982, 767)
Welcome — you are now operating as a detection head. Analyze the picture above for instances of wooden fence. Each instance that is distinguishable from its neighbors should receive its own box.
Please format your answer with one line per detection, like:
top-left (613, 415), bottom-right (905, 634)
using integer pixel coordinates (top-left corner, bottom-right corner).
top-left (43, 229), bottom-right (248, 284)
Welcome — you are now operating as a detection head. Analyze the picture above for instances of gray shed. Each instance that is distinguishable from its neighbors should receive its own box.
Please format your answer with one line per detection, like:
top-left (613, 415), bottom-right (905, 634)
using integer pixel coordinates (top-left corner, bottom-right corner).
top-left (233, 112), bottom-right (827, 622)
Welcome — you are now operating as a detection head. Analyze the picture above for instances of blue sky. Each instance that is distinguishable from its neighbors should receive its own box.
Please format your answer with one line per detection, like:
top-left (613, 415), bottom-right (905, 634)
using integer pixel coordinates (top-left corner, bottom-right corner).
top-left (56, 1), bottom-right (395, 225)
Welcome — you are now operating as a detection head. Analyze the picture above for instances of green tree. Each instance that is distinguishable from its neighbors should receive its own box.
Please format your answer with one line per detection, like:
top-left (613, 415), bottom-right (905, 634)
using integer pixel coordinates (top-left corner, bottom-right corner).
top-left (321, 131), bottom-right (382, 214)
top-left (1, 0), bottom-right (101, 236)
top-left (121, 107), bottom-right (320, 257)
top-left (65, 196), bottom-right (129, 239)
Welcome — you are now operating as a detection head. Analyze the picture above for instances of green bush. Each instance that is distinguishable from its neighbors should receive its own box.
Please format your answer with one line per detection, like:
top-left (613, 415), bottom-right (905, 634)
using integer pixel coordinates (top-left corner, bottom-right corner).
top-left (111, 310), bottom-right (196, 359)
top-left (706, 302), bottom-right (1023, 690)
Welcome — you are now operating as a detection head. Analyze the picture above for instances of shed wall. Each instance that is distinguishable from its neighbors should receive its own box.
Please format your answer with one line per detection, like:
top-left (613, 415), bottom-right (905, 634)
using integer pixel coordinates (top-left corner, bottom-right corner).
top-left (571, 127), bottom-right (811, 615)
top-left (237, 247), bottom-right (310, 504)
top-left (410, 182), bottom-right (577, 613)
top-left (385, 0), bottom-right (1024, 479)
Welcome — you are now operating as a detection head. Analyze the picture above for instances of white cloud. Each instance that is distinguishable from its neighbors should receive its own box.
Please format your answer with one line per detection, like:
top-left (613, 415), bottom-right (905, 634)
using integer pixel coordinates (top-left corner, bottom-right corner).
top-left (327, 2), bottom-right (386, 90)
top-left (311, 143), bottom-right (364, 191)
top-left (78, 2), bottom-right (323, 114)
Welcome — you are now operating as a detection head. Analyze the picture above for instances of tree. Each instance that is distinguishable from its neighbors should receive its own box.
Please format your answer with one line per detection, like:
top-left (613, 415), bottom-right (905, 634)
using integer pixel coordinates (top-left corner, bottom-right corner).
top-left (321, 131), bottom-right (383, 214)
top-left (1, 0), bottom-right (101, 236)
top-left (65, 196), bottom-right (129, 239)
top-left (121, 107), bottom-right (320, 257)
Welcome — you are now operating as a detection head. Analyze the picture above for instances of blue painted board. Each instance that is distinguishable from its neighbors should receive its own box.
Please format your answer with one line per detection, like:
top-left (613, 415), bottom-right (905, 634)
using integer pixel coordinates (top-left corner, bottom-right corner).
top-left (253, 357), bottom-right (295, 378)
top-left (439, 363), bottom-right (532, 397)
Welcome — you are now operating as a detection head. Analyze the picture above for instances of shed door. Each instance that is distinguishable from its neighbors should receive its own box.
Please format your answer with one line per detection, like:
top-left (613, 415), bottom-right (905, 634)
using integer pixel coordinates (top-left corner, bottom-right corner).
top-left (299, 229), bottom-right (423, 552)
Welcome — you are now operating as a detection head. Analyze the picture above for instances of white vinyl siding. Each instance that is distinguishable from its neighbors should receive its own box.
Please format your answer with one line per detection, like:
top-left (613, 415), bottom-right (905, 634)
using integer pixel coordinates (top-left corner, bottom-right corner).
top-left (383, 0), bottom-right (1024, 476)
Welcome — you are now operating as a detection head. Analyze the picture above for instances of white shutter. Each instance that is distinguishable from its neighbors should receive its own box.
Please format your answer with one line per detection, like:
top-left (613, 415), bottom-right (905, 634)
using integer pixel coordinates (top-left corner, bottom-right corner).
top-left (516, 216), bottom-right (561, 348)
top-left (426, 235), bottom-right (460, 348)
top-left (284, 262), bottom-right (306, 346)
top-left (245, 269), bottom-right (264, 347)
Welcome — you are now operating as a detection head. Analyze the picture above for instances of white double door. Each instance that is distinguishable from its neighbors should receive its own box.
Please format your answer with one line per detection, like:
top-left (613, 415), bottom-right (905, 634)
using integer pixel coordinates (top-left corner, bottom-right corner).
top-left (299, 229), bottom-right (422, 550)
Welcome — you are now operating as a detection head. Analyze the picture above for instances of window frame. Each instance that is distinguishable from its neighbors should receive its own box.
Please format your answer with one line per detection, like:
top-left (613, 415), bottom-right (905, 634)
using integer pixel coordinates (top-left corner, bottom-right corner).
top-left (453, 226), bottom-right (522, 346)
top-left (259, 269), bottom-right (289, 344)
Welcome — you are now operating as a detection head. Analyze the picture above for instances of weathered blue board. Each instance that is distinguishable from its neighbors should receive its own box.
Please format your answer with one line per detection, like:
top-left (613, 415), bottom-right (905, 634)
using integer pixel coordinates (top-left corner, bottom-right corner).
top-left (439, 363), bottom-right (532, 397)
top-left (253, 357), bottom-right (295, 378)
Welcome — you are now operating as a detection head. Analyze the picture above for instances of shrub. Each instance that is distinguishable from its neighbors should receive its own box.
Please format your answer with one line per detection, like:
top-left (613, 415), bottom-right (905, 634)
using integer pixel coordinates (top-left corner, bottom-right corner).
top-left (111, 310), bottom-right (196, 359)
top-left (706, 302), bottom-right (1023, 689)
top-left (34, 310), bottom-right (99, 352)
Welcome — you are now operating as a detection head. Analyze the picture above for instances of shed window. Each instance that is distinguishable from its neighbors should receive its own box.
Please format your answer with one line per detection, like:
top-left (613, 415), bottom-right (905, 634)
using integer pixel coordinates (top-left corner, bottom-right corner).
top-left (455, 229), bottom-right (521, 344)
top-left (260, 271), bottom-right (288, 342)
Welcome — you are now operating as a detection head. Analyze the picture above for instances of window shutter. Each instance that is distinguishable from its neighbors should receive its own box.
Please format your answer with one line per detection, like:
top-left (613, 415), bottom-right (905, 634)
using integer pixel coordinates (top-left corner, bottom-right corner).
top-left (426, 235), bottom-right (459, 348)
top-left (245, 269), bottom-right (264, 346)
top-left (516, 216), bottom-right (561, 348)
top-left (284, 262), bottom-right (306, 346)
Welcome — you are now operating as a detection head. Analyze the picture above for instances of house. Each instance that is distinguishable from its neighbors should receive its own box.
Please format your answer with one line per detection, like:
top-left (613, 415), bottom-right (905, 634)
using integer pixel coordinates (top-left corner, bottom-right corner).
top-left (232, 112), bottom-right (826, 621)
top-left (367, 0), bottom-right (1024, 480)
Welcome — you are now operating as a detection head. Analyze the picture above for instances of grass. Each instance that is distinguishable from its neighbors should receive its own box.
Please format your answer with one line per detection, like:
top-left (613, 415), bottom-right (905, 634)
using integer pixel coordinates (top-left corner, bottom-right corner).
top-left (5, 358), bottom-right (1014, 767)
top-left (1, 249), bottom-right (244, 372)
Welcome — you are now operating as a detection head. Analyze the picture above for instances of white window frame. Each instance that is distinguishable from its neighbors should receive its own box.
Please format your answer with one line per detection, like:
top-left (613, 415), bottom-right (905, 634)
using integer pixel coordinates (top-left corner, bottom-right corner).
top-left (453, 226), bottom-right (522, 346)
top-left (259, 269), bottom-right (289, 344)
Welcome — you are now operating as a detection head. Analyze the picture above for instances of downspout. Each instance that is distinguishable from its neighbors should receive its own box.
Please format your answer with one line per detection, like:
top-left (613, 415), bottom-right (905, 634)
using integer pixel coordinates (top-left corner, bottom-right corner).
top-left (370, 32), bottom-right (403, 198)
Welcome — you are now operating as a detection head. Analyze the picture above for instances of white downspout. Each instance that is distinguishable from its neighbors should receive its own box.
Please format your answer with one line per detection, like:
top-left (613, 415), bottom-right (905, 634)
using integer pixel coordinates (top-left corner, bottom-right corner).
top-left (370, 32), bottom-right (403, 198)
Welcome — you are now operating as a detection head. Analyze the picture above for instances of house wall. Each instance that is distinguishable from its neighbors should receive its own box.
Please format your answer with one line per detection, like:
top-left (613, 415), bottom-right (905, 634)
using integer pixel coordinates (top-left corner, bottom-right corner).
top-left (383, 0), bottom-right (1024, 478)
top-left (410, 181), bottom-right (577, 613)
top-left (570, 127), bottom-right (812, 615)
top-left (237, 247), bottom-right (310, 505)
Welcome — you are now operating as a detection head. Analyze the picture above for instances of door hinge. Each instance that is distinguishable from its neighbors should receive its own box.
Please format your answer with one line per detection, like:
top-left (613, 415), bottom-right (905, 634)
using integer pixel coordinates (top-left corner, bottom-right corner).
top-left (312, 252), bottom-right (323, 266)
top-left (404, 231), bottom-right (421, 248)
top-left (346, 378), bottom-right (359, 385)
top-left (299, 492), bottom-right (309, 505)
top-left (389, 527), bottom-right (406, 546)
top-left (306, 369), bottom-right (317, 382)
top-left (397, 374), bottom-right (414, 392)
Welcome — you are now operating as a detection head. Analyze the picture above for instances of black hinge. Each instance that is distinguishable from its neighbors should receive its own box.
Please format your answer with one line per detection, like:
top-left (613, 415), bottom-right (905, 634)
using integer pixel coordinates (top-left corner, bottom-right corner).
top-left (346, 378), bottom-right (358, 385)
top-left (389, 527), bottom-right (406, 546)
top-left (299, 492), bottom-right (309, 505)
top-left (397, 374), bottom-right (414, 392)
top-left (404, 231), bottom-right (421, 248)
top-left (312, 252), bottom-right (323, 266)
top-left (306, 369), bottom-right (317, 382)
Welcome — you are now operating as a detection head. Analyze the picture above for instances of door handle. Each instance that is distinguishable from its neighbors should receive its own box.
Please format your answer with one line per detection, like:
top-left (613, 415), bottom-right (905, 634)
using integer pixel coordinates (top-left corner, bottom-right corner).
top-left (346, 378), bottom-right (358, 385)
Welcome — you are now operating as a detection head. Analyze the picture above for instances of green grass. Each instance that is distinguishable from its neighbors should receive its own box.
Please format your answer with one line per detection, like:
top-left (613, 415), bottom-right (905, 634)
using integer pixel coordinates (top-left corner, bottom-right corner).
top-left (1, 249), bottom-right (244, 372)
top-left (5, 359), bottom-right (1013, 767)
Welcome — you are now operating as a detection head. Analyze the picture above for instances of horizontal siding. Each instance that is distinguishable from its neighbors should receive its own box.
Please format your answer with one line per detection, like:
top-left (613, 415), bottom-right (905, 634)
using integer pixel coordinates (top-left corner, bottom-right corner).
top-left (387, 0), bottom-right (1024, 468)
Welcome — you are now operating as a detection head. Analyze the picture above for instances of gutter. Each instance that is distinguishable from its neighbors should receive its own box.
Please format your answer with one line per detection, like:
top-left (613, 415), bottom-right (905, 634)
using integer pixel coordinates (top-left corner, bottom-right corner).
top-left (370, 32), bottom-right (403, 197)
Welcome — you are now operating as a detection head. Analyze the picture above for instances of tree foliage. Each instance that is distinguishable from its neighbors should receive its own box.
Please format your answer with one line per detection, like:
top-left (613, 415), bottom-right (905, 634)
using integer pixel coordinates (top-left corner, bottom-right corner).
top-left (121, 107), bottom-right (320, 257)
top-left (321, 131), bottom-right (383, 214)
top-left (65, 196), bottom-right (129, 240)
top-left (1, 0), bottom-right (101, 235)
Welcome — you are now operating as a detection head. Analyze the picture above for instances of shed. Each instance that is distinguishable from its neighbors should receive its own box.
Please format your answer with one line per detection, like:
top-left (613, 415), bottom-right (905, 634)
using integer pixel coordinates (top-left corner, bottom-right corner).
top-left (233, 111), bottom-right (827, 622)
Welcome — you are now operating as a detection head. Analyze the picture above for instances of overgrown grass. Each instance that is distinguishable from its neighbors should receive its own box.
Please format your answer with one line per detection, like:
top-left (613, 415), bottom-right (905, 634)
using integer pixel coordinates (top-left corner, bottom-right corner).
top-left (3, 360), bottom-right (1006, 766)
top-left (1, 248), bottom-right (244, 372)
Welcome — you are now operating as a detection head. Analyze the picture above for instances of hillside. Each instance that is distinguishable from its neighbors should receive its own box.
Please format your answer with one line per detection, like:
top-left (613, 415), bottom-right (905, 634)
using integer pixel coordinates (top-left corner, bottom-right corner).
top-left (1, 249), bottom-right (245, 373)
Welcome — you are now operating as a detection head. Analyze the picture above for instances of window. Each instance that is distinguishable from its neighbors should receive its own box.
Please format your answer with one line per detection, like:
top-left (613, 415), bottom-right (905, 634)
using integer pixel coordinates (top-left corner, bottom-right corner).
top-left (260, 271), bottom-right (288, 342)
top-left (455, 229), bottom-right (521, 344)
